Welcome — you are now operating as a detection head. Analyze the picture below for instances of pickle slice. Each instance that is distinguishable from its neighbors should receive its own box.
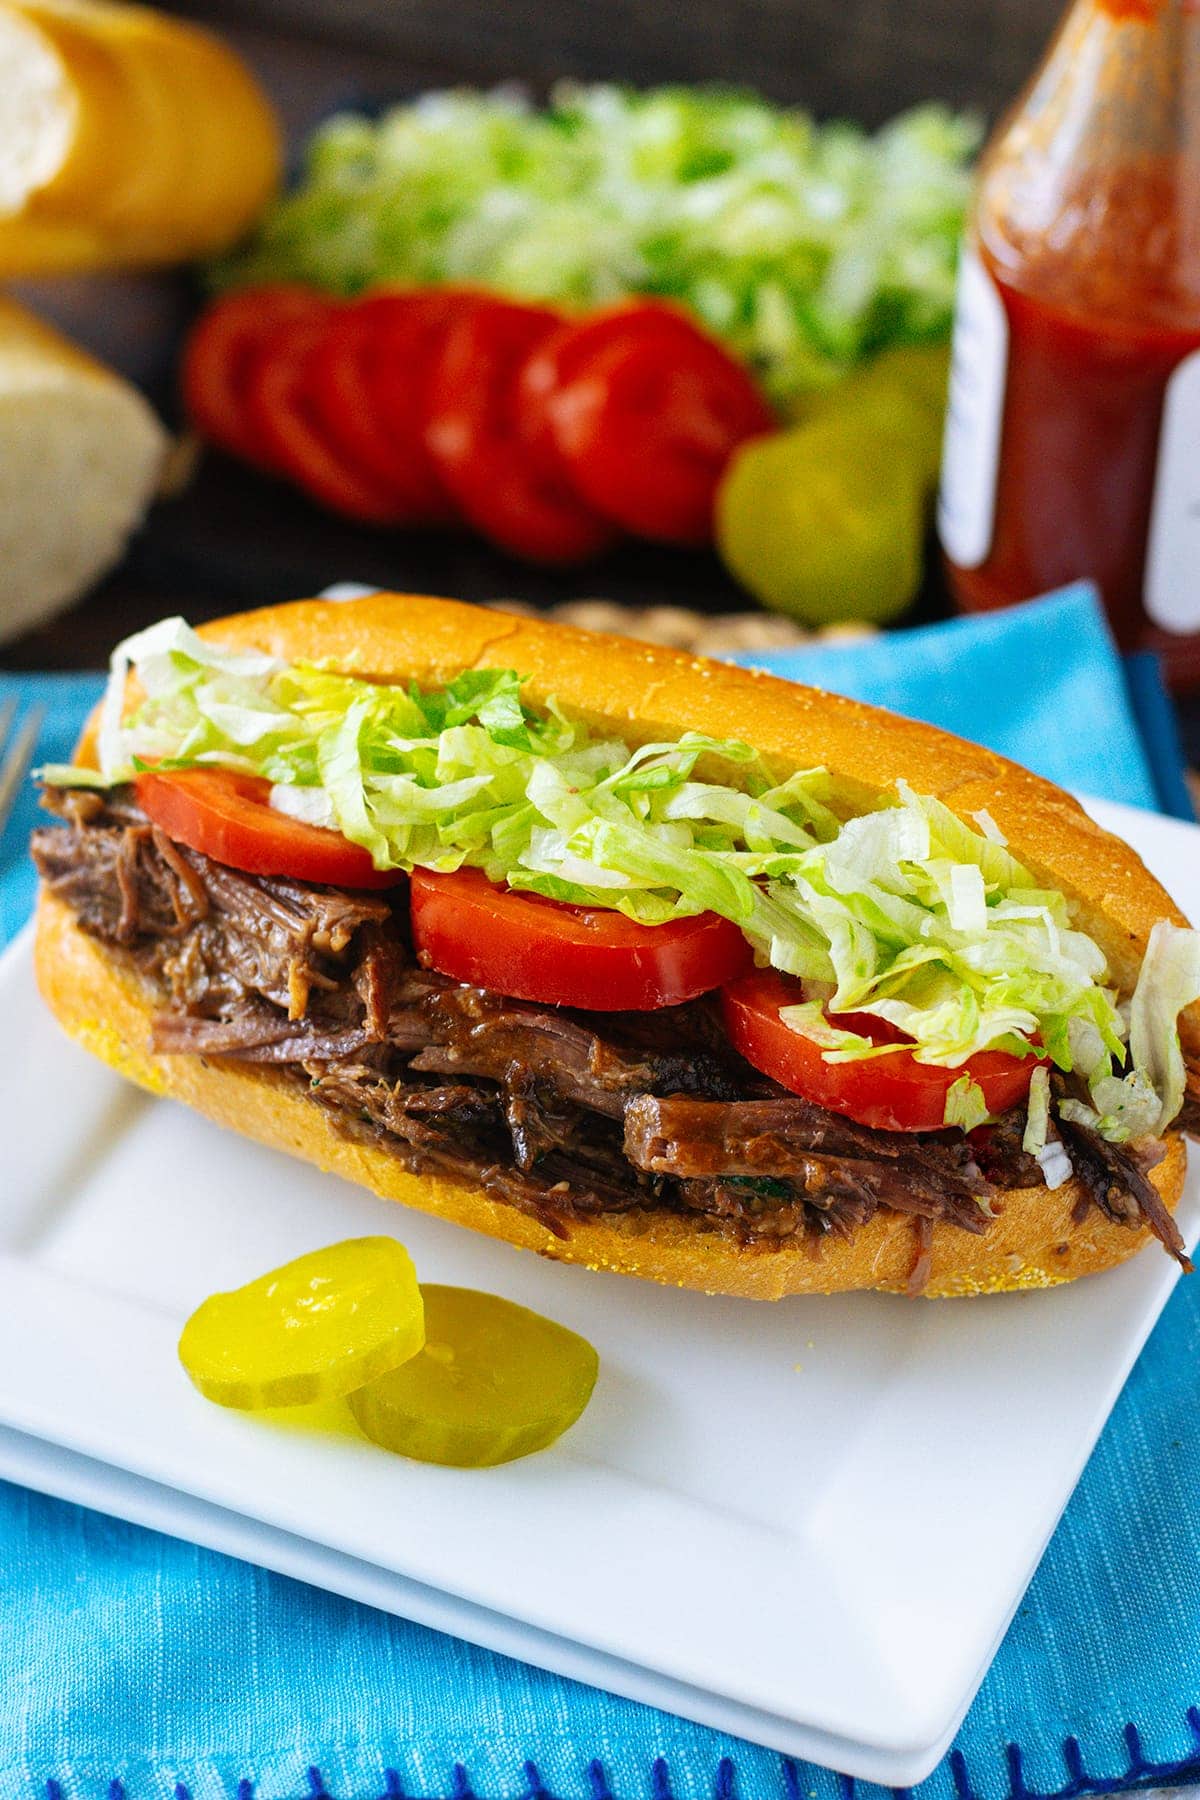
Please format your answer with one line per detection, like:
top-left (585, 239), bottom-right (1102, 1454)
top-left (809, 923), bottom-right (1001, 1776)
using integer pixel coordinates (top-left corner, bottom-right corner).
top-left (179, 1236), bottom-right (425, 1410)
top-left (347, 1284), bottom-right (599, 1467)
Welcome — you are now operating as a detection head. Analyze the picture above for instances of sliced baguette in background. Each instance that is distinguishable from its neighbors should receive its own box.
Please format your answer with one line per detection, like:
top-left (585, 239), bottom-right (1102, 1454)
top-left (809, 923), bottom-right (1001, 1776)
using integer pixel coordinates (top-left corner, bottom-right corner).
top-left (0, 0), bottom-right (281, 273)
top-left (0, 294), bottom-right (166, 643)
top-left (0, 4), bottom-right (72, 217)
top-left (92, 2), bottom-right (282, 253)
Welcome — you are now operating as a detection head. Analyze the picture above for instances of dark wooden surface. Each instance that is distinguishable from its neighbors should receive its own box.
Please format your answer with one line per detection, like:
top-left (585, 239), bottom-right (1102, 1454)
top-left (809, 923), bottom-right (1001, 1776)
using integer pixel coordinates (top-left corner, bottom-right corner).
top-left (0, 448), bottom-right (754, 667)
top-left (174, 0), bottom-right (1063, 129)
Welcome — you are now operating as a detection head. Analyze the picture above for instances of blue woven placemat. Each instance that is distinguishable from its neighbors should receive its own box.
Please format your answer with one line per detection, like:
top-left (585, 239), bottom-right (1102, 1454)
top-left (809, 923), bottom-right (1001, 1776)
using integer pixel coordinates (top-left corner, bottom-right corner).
top-left (1, 587), bottom-right (1197, 1800)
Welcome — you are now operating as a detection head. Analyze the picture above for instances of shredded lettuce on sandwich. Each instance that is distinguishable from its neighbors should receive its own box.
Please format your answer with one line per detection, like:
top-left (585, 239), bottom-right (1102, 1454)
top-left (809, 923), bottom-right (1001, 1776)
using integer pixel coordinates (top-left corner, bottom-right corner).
top-left (43, 617), bottom-right (1200, 1142)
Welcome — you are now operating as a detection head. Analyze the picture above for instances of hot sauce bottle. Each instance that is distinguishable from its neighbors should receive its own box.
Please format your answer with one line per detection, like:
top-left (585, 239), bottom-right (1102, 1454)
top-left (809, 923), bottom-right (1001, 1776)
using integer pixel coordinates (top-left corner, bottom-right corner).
top-left (939, 0), bottom-right (1200, 688)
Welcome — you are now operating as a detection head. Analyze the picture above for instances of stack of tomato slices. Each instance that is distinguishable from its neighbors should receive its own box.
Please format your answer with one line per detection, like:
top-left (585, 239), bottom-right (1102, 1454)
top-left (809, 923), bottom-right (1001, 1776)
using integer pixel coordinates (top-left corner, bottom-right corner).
top-left (135, 768), bottom-right (1043, 1135)
top-left (182, 285), bottom-right (773, 562)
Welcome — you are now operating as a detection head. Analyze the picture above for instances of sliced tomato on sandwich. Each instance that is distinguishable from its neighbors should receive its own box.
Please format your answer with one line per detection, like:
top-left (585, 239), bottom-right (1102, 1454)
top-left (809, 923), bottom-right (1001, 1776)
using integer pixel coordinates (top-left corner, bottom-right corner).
top-left (135, 769), bottom-right (403, 889)
top-left (134, 778), bottom-right (751, 1007)
top-left (410, 866), bottom-right (751, 1010)
top-left (722, 971), bottom-right (1045, 1133)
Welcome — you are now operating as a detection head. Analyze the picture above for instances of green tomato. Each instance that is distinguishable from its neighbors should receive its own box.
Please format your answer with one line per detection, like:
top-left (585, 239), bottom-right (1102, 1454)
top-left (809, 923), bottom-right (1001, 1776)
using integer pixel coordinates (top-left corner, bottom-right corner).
top-left (785, 344), bottom-right (949, 472)
top-left (810, 346), bottom-right (949, 472)
top-left (716, 413), bottom-right (927, 627)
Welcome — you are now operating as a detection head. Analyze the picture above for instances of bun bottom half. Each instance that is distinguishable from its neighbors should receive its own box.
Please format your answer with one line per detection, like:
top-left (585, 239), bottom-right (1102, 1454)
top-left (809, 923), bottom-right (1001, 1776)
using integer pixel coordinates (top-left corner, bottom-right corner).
top-left (35, 891), bottom-right (1188, 1301)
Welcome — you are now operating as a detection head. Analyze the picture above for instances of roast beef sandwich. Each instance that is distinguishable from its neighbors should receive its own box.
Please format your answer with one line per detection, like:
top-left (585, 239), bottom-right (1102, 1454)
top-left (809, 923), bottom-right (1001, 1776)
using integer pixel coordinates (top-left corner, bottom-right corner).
top-left (31, 593), bottom-right (1200, 1299)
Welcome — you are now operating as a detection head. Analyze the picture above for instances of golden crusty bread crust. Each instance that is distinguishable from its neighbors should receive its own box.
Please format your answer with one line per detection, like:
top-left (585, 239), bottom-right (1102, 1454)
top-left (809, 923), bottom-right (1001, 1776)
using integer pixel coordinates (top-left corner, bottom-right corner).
top-left (37, 590), bottom-right (1194, 1298)
top-left (32, 890), bottom-right (1187, 1298)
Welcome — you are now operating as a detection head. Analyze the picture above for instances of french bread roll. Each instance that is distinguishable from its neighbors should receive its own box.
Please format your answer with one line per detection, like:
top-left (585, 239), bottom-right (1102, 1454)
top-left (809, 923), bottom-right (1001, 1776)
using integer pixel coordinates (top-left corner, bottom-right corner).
top-left (76, 0), bottom-right (282, 255)
top-left (0, 2), bottom-right (117, 221)
top-left (0, 213), bottom-right (113, 278)
top-left (34, 593), bottom-right (1196, 1299)
top-left (0, 295), bottom-right (166, 642)
top-left (0, 0), bottom-right (280, 272)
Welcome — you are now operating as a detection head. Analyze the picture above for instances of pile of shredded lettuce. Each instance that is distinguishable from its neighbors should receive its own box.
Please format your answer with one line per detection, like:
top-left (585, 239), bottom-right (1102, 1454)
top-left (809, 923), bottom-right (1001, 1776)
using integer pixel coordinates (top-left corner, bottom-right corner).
top-left (210, 84), bottom-right (980, 408)
top-left (45, 619), bottom-right (1200, 1145)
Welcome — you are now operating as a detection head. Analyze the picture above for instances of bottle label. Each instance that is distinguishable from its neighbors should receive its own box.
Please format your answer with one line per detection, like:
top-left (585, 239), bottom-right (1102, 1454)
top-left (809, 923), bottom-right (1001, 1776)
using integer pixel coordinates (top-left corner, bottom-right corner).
top-left (1145, 350), bottom-right (1200, 633)
top-left (937, 243), bottom-right (1009, 569)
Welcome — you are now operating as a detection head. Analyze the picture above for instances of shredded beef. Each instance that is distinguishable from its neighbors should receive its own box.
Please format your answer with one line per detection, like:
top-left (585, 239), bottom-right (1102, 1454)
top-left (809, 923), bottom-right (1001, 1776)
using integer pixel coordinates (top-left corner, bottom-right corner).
top-left (152, 1009), bottom-right (372, 1063)
top-left (410, 985), bottom-right (751, 1119)
top-left (624, 1094), bottom-right (987, 1189)
top-left (622, 1094), bottom-right (995, 1235)
top-left (35, 785), bottom-right (389, 1027)
top-left (34, 791), bottom-right (209, 946)
top-left (1180, 1086), bottom-right (1200, 1140)
top-left (1056, 1114), bottom-right (1190, 1269)
top-left (969, 1109), bottom-right (1047, 1190)
top-left (32, 787), bottom-right (1190, 1275)
top-left (306, 1060), bottom-right (646, 1239)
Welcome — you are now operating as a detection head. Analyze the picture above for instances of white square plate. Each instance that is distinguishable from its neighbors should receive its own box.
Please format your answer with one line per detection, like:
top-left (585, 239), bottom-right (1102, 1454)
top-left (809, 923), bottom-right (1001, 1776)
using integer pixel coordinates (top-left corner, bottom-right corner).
top-left (1, 794), bottom-right (1196, 1788)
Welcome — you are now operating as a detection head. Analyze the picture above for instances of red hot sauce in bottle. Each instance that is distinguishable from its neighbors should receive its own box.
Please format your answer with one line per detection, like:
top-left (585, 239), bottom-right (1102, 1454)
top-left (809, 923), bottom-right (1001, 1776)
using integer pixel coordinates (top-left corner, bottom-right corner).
top-left (939, 0), bottom-right (1200, 688)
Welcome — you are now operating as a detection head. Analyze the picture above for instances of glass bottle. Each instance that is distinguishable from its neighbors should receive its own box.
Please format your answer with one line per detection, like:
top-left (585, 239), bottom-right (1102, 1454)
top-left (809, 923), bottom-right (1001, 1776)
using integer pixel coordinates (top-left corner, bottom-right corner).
top-left (938, 0), bottom-right (1200, 689)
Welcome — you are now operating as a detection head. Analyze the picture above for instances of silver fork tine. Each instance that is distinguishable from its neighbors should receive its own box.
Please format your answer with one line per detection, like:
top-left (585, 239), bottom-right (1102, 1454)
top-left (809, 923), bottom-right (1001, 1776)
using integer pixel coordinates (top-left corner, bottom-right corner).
top-left (0, 704), bottom-right (44, 837)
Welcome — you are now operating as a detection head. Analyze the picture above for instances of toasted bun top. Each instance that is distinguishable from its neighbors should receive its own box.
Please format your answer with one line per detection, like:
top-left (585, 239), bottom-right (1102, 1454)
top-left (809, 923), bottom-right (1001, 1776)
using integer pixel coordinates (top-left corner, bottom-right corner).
top-left (103, 590), bottom-right (1196, 1055)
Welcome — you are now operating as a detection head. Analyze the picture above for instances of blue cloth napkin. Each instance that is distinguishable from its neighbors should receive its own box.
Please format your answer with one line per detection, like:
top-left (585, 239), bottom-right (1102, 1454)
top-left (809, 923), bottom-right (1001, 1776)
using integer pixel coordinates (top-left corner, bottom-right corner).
top-left (727, 583), bottom-right (1190, 819)
top-left (2, 589), bottom-right (1198, 1800)
top-left (0, 672), bottom-right (105, 948)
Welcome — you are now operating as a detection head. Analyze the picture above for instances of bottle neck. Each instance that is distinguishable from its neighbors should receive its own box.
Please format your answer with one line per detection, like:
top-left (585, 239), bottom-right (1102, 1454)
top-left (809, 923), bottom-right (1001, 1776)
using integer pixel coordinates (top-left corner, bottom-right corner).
top-left (976, 0), bottom-right (1200, 324)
